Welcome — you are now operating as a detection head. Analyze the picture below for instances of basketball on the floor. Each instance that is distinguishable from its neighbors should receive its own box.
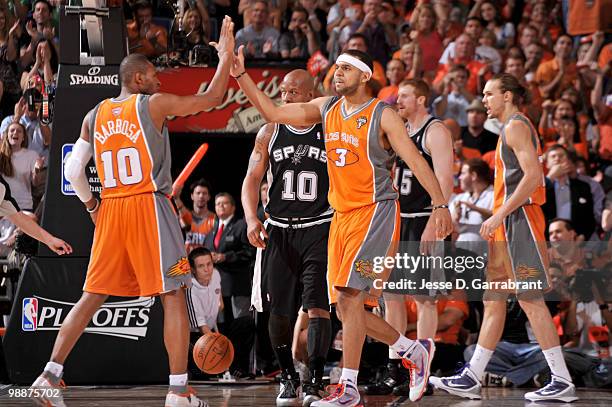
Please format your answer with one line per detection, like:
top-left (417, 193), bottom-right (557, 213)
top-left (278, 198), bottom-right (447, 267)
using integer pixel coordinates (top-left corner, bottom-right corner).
top-left (193, 332), bottom-right (234, 374)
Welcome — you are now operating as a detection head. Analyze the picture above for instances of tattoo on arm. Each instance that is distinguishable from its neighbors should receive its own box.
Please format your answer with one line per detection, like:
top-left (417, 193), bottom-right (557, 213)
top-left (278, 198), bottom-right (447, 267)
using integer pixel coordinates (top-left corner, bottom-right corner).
top-left (246, 125), bottom-right (272, 173)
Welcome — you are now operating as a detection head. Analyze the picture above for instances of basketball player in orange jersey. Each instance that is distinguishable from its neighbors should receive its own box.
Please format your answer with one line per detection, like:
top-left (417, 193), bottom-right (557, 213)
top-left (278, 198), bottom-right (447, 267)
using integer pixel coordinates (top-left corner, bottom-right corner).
top-left (30, 16), bottom-right (236, 407)
top-left (430, 74), bottom-right (577, 403)
top-left (232, 47), bottom-right (453, 406)
top-left (366, 79), bottom-right (454, 398)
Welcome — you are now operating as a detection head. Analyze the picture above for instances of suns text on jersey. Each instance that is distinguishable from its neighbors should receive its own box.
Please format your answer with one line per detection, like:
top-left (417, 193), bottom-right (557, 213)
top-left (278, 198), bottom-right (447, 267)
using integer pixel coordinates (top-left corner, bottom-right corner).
top-left (324, 132), bottom-right (359, 147)
top-left (94, 119), bottom-right (142, 144)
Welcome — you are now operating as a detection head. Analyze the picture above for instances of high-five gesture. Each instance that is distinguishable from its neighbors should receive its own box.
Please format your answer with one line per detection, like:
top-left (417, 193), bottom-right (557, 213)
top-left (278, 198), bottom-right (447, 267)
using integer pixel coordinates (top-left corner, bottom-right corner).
top-left (231, 45), bottom-right (246, 77)
top-left (210, 15), bottom-right (235, 57)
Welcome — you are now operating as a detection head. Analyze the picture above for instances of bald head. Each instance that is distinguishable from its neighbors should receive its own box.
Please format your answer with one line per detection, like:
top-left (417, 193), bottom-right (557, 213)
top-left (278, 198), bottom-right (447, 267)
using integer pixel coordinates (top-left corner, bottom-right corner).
top-left (120, 53), bottom-right (153, 86)
top-left (280, 69), bottom-right (314, 104)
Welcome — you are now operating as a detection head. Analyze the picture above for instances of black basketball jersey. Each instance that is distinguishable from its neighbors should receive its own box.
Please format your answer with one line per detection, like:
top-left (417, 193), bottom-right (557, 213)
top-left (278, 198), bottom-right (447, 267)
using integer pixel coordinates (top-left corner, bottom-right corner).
top-left (395, 116), bottom-right (439, 215)
top-left (266, 123), bottom-right (331, 219)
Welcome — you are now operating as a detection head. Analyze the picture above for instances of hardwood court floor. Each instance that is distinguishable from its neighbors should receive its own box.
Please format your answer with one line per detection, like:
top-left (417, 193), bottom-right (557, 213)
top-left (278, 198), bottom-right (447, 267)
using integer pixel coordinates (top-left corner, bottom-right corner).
top-left (1, 383), bottom-right (611, 406)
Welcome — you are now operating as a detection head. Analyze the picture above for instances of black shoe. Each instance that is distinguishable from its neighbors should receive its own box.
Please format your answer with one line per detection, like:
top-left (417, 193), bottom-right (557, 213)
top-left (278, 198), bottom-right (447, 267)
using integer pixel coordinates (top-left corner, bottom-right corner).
top-left (364, 362), bottom-right (409, 395)
top-left (302, 380), bottom-right (325, 407)
top-left (277, 377), bottom-right (301, 406)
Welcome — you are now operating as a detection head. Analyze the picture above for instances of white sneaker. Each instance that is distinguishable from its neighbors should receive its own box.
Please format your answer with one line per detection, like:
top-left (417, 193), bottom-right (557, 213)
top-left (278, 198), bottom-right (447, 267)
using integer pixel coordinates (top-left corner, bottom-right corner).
top-left (165, 387), bottom-right (207, 407)
top-left (429, 364), bottom-right (482, 400)
top-left (30, 374), bottom-right (66, 407)
top-left (311, 380), bottom-right (362, 407)
top-left (524, 375), bottom-right (578, 402)
top-left (400, 339), bottom-right (435, 402)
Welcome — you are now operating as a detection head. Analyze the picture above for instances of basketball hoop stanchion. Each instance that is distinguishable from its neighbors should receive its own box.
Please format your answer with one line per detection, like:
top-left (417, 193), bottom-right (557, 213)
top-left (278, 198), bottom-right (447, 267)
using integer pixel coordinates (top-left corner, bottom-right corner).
top-left (4, 3), bottom-right (170, 386)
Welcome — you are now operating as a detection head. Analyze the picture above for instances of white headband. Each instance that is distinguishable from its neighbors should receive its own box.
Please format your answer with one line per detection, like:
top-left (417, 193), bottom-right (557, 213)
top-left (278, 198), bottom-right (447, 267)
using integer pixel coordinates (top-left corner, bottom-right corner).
top-left (336, 54), bottom-right (373, 77)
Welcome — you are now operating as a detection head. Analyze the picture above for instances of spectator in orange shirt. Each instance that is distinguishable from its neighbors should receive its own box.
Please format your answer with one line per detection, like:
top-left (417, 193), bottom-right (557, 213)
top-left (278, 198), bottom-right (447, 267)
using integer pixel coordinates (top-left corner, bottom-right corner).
top-left (536, 34), bottom-right (577, 100)
top-left (127, 0), bottom-right (168, 59)
top-left (404, 288), bottom-right (469, 376)
top-left (377, 59), bottom-right (406, 106)
top-left (592, 62), bottom-right (611, 161)
top-left (433, 34), bottom-right (491, 96)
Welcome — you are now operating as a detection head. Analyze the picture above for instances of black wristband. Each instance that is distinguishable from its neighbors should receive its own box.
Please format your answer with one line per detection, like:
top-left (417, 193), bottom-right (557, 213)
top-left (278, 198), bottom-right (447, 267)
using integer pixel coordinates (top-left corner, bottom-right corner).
top-left (232, 71), bottom-right (246, 79)
top-left (432, 204), bottom-right (449, 211)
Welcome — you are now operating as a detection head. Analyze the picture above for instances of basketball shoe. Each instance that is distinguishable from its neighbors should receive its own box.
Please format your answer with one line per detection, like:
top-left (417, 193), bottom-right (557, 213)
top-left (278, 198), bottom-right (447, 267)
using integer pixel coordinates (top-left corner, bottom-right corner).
top-left (165, 386), bottom-right (207, 406)
top-left (398, 338), bottom-right (435, 402)
top-left (429, 363), bottom-right (482, 399)
top-left (311, 380), bottom-right (362, 407)
top-left (524, 375), bottom-right (578, 402)
top-left (276, 375), bottom-right (300, 406)
top-left (30, 373), bottom-right (66, 407)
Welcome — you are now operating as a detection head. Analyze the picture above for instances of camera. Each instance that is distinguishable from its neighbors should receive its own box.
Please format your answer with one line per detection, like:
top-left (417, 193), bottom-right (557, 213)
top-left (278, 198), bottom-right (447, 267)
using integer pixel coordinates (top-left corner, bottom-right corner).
top-left (23, 87), bottom-right (42, 113)
top-left (189, 45), bottom-right (211, 66)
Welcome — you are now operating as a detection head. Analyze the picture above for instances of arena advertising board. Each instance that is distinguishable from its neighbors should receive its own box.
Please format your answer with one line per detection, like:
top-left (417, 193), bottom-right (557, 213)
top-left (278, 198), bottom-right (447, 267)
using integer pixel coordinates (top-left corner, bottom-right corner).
top-left (157, 66), bottom-right (293, 133)
top-left (4, 258), bottom-right (168, 384)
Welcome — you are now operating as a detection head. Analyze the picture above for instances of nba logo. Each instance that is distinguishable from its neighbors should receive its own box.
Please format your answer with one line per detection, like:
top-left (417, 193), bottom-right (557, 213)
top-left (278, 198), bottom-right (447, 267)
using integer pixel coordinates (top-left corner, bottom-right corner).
top-left (22, 298), bottom-right (38, 331)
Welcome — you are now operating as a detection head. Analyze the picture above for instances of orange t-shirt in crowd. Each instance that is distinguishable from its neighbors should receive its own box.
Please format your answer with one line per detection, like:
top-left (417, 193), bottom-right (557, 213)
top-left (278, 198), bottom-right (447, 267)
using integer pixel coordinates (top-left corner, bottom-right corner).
top-left (599, 43), bottom-right (611, 69)
top-left (405, 293), bottom-right (469, 345)
top-left (598, 112), bottom-right (612, 160)
top-left (434, 59), bottom-right (491, 95)
top-left (378, 85), bottom-right (399, 105)
top-left (535, 59), bottom-right (578, 99)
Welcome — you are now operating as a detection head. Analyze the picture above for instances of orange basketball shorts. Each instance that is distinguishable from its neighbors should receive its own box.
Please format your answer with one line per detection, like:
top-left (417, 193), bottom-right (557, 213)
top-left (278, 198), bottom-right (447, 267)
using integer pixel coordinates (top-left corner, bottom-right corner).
top-left (84, 192), bottom-right (192, 297)
top-left (327, 200), bottom-right (400, 307)
top-left (487, 204), bottom-right (550, 294)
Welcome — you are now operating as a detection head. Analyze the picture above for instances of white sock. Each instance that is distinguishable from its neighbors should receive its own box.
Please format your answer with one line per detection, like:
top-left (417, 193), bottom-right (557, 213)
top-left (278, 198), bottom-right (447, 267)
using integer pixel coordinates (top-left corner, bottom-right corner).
top-left (169, 373), bottom-right (188, 387)
top-left (44, 361), bottom-right (63, 379)
top-left (542, 346), bottom-right (572, 382)
top-left (468, 345), bottom-right (493, 381)
top-left (388, 348), bottom-right (401, 360)
top-left (390, 334), bottom-right (415, 355)
top-left (340, 368), bottom-right (359, 385)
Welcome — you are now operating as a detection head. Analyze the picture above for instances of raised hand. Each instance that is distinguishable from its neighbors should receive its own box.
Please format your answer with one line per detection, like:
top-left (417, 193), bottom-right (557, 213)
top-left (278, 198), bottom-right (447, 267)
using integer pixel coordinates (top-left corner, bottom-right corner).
top-left (210, 15), bottom-right (235, 56)
top-left (230, 45), bottom-right (246, 77)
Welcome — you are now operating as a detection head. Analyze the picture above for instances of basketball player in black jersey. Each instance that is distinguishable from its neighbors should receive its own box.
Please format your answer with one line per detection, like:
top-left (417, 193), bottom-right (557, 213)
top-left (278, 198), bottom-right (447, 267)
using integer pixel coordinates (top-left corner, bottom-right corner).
top-left (242, 69), bottom-right (332, 406)
top-left (366, 79), bottom-right (454, 397)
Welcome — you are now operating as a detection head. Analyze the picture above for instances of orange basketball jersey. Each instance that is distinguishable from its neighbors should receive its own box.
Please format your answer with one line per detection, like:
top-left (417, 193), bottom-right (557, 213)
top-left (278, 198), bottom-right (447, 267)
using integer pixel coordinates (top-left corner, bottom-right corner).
top-left (91, 94), bottom-right (172, 199)
top-left (322, 97), bottom-right (397, 212)
top-left (493, 112), bottom-right (546, 212)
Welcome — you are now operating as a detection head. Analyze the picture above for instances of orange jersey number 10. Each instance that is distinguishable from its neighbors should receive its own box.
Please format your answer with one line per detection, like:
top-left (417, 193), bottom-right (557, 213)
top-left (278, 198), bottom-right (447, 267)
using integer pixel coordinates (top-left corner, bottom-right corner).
top-left (100, 147), bottom-right (143, 188)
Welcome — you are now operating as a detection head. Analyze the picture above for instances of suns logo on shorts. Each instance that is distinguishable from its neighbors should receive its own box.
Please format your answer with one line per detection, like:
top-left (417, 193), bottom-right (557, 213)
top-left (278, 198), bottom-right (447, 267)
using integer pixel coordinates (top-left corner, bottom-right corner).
top-left (515, 264), bottom-right (540, 280)
top-left (168, 257), bottom-right (191, 277)
top-left (356, 116), bottom-right (367, 129)
top-left (354, 259), bottom-right (376, 280)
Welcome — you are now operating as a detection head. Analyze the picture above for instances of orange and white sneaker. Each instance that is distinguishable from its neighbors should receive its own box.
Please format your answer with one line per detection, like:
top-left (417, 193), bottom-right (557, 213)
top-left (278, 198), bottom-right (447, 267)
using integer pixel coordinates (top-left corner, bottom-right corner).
top-left (30, 374), bottom-right (66, 407)
top-left (311, 380), bottom-right (362, 407)
top-left (165, 386), bottom-right (207, 407)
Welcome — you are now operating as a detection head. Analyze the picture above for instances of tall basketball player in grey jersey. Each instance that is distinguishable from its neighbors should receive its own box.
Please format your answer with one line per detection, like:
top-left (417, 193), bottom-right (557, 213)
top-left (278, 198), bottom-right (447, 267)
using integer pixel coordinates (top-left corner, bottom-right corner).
top-left (366, 79), bottom-right (454, 398)
top-left (242, 70), bottom-right (332, 407)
